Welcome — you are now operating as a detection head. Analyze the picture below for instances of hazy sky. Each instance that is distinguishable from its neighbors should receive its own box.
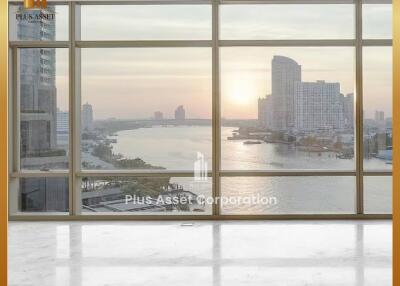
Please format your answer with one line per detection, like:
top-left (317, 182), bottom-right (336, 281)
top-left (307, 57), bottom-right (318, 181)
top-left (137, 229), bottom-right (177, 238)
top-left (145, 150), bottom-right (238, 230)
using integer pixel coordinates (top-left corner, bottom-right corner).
top-left (49, 3), bottom-right (392, 120)
top-left (81, 48), bottom-right (212, 119)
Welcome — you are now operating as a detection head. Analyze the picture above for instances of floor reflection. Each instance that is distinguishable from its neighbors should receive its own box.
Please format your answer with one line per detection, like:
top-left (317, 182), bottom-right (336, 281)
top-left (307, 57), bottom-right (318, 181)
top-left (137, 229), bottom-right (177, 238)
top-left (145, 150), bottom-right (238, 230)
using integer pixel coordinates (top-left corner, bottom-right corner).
top-left (8, 221), bottom-right (392, 286)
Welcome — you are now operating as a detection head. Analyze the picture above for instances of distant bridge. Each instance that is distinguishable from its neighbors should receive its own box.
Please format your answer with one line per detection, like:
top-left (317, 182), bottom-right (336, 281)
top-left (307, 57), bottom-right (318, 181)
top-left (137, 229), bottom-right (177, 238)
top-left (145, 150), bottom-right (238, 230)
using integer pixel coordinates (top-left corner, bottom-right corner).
top-left (94, 118), bottom-right (258, 133)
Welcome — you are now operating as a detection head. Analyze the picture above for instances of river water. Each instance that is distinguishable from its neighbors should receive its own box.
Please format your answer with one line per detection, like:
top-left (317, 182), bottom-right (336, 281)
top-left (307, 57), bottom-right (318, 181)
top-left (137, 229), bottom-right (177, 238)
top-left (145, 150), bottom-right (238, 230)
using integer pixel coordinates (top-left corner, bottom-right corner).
top-left (111, 126), bottom-right (391, 214)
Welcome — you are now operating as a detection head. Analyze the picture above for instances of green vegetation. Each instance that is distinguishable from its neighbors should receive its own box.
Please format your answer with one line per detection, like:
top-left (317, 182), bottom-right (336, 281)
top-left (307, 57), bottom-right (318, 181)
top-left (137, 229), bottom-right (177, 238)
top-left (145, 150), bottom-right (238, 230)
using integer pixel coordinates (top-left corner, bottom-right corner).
top-left (23, 149), bottom-right (66, 158)
top-left (121, 177), bottom-right (170, 198)
top-left (92, 143), bottom-right (113, 163)
top-left (21, 110), bottom-right (46, 114)
top-left (91, 143), bottom-right (164, 170)
top-left (298, 136), bottom-right (320, 147)
top-left (88, 143), bottom-right (169, 198)
top-left (82, 176), bottom-right (171, 198)
top-left (115, 158), bottom-right (163, 169)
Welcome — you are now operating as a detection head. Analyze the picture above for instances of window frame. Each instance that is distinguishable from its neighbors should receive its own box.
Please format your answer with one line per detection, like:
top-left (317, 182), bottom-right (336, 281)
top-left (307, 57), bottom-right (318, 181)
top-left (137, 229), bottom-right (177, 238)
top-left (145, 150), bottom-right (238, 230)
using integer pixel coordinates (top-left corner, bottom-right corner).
top-left (8, 0), bottom-right (392, 220)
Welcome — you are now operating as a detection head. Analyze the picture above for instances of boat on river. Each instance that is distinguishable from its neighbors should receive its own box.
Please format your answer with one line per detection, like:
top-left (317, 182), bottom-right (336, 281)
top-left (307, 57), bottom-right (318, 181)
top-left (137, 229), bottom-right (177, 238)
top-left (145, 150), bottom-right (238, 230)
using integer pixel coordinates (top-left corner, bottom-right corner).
top-left (243, 140), bottom-right (262, 145)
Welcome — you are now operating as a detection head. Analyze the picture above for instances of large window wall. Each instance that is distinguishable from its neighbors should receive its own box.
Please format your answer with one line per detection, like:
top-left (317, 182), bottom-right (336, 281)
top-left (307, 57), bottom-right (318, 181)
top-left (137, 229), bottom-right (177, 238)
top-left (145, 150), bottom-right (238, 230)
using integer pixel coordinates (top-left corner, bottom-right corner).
top-left (8, 0), bottom-right (392, 218)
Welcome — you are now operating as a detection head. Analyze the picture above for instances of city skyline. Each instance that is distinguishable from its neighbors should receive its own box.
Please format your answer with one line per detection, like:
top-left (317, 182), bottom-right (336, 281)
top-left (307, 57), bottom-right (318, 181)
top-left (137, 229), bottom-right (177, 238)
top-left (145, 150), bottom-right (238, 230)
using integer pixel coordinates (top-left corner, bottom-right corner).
top-left (78, 50), bottom-right (391, 122)
top-left (258, 56), bottom-right (355, 132)
top-left (79, 99), bottom-right (391, 124)
top-left (11, 3), bottom-right (392, 120)
top-left (50, 51), bottom-right (392, 122)
top-left (76, 48), bottom-right (390, 120)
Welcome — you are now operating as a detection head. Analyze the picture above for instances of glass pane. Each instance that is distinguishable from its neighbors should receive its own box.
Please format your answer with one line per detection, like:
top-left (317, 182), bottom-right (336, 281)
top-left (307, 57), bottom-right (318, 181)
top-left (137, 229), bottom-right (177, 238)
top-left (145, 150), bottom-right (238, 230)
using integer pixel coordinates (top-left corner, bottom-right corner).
top-left (221, 47), bottom-right (355, 170)
top-left (9, 4), bottom-right (68, 41)
top-left (19, 177), bottom-right (69, 212)
top-left (19, 48), bottom-right (69, 170)
top-left (364, 176), bottom-right (392, 214)
top-left (363, 3), bottom-right (392, 39)
top-left (81, 177), bottom-right (212, 214)
top-left (221, 177), bottom-right (355, 215)
top-left (363, 47), bottom-right (392, 170)
top-left (80, 48), bottom-right (212, 171)
top-left (220, 4), bottom-right (354, 40)
top-left (80, 5), bottom-right (211, 40)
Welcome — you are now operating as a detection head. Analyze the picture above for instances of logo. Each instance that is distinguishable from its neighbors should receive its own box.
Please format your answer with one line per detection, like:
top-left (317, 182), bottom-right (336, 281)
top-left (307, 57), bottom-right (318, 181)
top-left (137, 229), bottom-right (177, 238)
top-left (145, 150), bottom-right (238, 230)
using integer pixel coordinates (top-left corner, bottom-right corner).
top-left (24, 0), bottom-right (47, 9)
top-left (16, 0), bottom-right (55, 23)
top-left (194, 152), bottom-right (208, 182)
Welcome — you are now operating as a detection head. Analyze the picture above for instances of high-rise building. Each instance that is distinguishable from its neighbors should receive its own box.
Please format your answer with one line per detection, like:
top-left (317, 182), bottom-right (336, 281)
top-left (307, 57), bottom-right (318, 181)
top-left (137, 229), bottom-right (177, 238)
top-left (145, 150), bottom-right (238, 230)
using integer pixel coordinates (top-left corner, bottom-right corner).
top-left (262, 56), bottom-right (352, 133)
top-left (343, 93), bottom-right (354, 130)
top-left (17, 7), bottom-right (68, 212)
top-left (375, 110), bottom-right (386, 134)
top-left (154, 111), bottom-right (163, 121)
top-left (14, 7), bottom-right (56, 41)
top-left (175, 105), bottom-right (186, 121)
top-left (258, 95), bottom-right (273, 129)
top-left (82, 103), bottom-right (94, 132)
top-left (19, 13), bottom-right (57, 155)
top-left (294, 80), bottom-right (344, 131)
top-left (20, 177), bottom-right (69, 212)
top-left (258, 97), bottom-right (267, 127)
top-left (375, 110), bottom-right (385, 121)
top-left (271, 56), bottom-right (302, 130)
top-left (57, 109), bottom-right (69, 147)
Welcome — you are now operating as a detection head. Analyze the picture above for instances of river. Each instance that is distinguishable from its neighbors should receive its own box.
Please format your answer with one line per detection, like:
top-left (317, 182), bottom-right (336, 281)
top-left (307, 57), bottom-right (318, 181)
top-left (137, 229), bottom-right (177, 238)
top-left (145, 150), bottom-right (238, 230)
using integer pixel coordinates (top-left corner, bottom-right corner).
top-left (110, 126), bottom-right (391, 214)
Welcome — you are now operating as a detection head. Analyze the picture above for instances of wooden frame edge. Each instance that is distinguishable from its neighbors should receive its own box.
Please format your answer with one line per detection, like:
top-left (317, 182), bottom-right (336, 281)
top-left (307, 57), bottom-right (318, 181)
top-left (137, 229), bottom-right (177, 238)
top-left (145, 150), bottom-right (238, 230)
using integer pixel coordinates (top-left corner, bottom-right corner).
top-left (0, 0), bottom-right (8, 285)
top-left (8, 214), bottom-right (392, 221)
top-left (394, 0), bottom-right (399, 285)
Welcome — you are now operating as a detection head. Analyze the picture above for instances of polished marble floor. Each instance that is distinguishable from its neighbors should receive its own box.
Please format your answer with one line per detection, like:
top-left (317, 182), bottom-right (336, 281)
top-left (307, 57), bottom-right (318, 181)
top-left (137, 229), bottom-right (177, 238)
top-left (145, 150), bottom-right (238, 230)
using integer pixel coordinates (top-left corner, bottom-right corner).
top-left (8, 220), bottom-right (391, 286)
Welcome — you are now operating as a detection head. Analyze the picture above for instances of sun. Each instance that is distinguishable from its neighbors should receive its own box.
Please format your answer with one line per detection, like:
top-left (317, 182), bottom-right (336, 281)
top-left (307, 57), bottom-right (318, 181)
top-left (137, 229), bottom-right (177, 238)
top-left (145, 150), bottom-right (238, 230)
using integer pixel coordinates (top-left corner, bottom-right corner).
top-left (228, 78), bottom-right (255, 106)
